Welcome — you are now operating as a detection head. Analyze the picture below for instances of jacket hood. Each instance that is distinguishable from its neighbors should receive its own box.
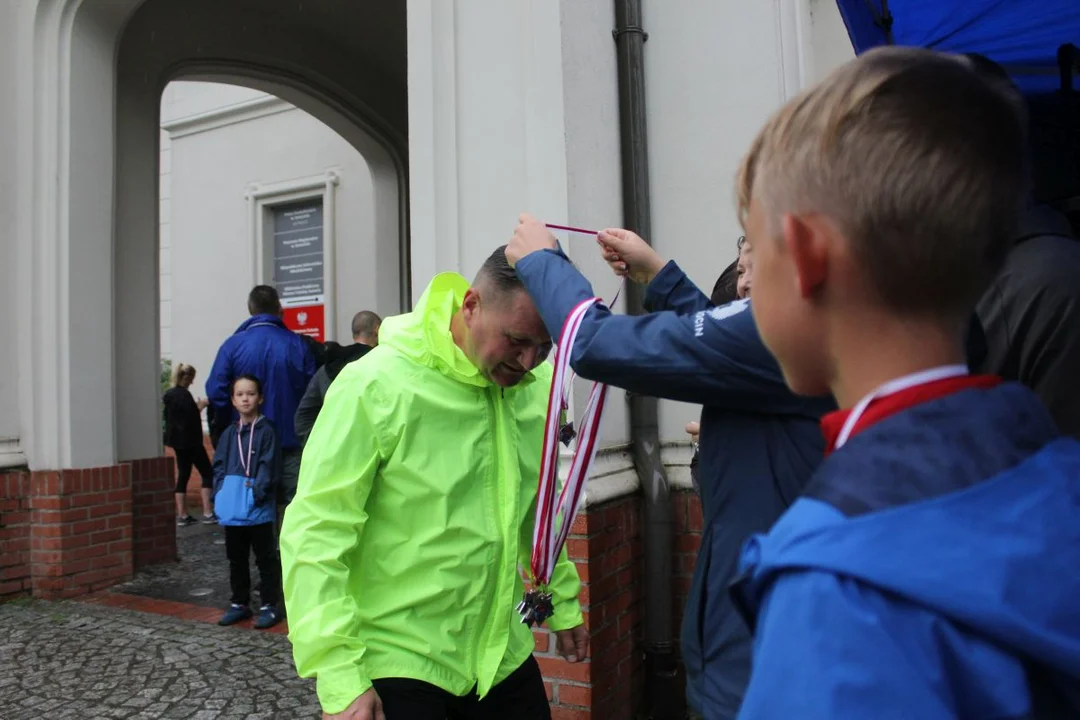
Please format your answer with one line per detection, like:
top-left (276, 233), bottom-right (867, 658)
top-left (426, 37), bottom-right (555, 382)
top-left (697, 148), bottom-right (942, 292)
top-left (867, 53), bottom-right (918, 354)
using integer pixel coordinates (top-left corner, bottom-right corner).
top-left (738, 385), bottom-right (1080, 678)
top-left (380, 272), bottom-right (539, 389)
top-left (234, 313), bottom-right (288, 333)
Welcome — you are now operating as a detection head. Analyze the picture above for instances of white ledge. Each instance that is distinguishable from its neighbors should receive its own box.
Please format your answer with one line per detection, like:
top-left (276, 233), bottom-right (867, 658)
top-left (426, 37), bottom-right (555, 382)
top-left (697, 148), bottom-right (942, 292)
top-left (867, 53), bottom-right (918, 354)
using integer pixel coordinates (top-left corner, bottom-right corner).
top-left (579, 442), bottom-right (694, 507)
top-left (162, 95), bottom-right (294, 139)
top-left (0, 437), bottom-right (27, 470)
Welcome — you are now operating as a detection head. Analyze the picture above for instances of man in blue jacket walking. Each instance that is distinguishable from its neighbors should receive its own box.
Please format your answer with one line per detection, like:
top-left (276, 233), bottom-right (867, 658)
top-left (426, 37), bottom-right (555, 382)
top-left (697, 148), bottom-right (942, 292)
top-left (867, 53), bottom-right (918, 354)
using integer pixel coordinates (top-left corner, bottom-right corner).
top-left (506, 216), bottom-right (832, 719)
top-left (207, 285), bottom-right (315, 507)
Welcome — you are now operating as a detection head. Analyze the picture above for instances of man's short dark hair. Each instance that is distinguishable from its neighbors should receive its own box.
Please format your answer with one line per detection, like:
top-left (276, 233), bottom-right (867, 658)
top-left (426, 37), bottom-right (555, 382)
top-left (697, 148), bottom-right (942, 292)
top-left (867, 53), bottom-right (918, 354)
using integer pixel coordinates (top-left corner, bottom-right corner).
top-left (711, 260), bottom-right (740, 305)
top-left (248, 285), bottom-right (282, 316)
top-left (474, 245), bottom-right (525, 298)
top-left (351, 310), bottom-right (382, 339)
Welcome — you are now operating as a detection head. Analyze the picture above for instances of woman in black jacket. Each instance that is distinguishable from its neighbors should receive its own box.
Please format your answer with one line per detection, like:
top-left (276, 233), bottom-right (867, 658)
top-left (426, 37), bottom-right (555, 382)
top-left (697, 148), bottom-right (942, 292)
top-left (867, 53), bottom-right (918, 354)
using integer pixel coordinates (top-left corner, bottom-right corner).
top-left (164, 363), bottom-right (215, 525)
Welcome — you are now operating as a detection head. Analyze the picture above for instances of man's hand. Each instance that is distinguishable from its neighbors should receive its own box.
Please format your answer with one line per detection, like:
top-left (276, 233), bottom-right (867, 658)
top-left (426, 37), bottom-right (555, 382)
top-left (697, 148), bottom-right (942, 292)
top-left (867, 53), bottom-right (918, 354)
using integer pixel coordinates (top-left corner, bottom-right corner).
top-left (554, 624), bottom-right (590, 663)
top-left (506, 213), bottom-right (559, 267)
top-left (596, 228), bottom-right (666, 285)
top-left (324, 689), bottom-right (384, 720)
top-left (685, 421), bottom-right (700, 444)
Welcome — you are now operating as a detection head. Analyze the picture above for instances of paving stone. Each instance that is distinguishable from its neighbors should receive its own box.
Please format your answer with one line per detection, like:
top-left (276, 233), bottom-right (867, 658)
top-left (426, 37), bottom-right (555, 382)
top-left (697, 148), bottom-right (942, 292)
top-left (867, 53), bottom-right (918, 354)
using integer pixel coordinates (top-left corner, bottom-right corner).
top-left (0, 600), bottom-right (318, 719)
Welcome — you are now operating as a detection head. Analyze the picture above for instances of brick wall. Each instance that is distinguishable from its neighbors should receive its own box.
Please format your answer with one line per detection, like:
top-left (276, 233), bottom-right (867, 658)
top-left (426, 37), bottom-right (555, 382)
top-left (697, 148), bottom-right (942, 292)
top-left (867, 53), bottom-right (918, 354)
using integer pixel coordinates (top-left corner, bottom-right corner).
top-left (0, 472), bottom-right (33, 597)
top-left (532, 488), bottom-right (702, 719)
top-left (28, 465), bottom-right (134, 598)
top-left (1, 457), bottom-right (177, 602)
top-left (131, 457), bottom-right (178, 569)
top-left (673, 488), bottom-right (704, 702)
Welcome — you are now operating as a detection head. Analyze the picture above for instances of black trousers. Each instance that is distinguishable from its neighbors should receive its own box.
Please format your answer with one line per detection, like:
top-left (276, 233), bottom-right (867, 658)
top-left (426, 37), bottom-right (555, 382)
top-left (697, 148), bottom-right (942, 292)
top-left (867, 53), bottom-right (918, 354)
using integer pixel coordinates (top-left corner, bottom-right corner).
top-left (372, 656), bottom-right (550, 720)
top-left (224, 523), bottom-right (280, 608)
top-left (174, 446), bottom-right (213, 493)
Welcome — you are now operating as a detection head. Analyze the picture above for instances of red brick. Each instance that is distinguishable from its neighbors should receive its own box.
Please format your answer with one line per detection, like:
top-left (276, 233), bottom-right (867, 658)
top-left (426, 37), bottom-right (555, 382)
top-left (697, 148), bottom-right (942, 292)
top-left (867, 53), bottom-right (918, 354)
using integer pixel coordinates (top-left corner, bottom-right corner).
top-left (574, 561), bottom-right (589, 583)
top-left (533, 629), bottom-right (550, 653)
top-left (69, 543), bottom-right (107, 561)
top-left (88, 503), bottom-right (125, 519)
top-left (569, 513), bottom-right (590, 536)
top-left (557, 683), bottom-right (592, 708)
top-left (0, 580), bottom-right (28, 596)
top-left (70, 492), bottom-right (109, 509)
top-left (72, 518), bottom-right (109, 536)
top-left (537, 656), bottom-right (591, 684)
top-left (688, 497), bottom-right (704, 532)
top-left (0, 565), bottom-right (29, 581)
top-left (543, 681), bottom-right (554, 702)
top-left (675, 533), bottom-right (701, 553)
top-left (565, 538), bottom-right (589, 562)
top-left (550, 707), bottom-right (590, 720)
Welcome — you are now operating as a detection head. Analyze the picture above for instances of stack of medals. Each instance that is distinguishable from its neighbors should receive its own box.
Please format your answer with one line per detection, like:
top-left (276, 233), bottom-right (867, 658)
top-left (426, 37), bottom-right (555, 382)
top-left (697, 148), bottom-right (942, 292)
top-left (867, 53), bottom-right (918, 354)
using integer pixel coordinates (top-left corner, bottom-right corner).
top-left (517, 588), bottom-right (555, 627)
top-left (520, 295), bottom-right (610, 629)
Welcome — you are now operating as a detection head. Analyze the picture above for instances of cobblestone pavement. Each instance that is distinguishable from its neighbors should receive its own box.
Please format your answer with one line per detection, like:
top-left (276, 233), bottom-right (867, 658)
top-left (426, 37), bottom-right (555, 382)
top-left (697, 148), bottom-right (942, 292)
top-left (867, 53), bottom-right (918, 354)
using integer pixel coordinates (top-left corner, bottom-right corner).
top-left (0, 599), bottom-right (320, 719)
top-left (114, 517), bottom-right (244, 610)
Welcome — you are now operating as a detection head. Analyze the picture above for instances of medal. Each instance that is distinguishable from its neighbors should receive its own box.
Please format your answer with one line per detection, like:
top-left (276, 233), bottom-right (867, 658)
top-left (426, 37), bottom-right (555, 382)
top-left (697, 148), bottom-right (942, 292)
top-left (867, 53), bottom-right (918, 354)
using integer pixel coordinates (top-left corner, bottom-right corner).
top-left (520, 296), bottom-right (611, 626)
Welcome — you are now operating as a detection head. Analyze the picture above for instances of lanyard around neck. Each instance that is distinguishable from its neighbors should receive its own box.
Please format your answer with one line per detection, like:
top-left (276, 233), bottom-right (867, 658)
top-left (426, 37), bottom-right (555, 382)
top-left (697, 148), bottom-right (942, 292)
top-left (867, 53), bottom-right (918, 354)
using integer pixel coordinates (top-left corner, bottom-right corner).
top-left (236, 416), bottom-right (260, 477)
top-left (834, 364), bottom-right (968, 450)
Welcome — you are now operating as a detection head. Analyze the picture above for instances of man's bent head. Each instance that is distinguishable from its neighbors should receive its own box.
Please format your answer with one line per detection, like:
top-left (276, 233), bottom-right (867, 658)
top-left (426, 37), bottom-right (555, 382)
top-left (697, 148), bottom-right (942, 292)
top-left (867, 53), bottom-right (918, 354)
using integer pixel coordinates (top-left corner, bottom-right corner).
top-left (459, 245), bottom-right (551, 387)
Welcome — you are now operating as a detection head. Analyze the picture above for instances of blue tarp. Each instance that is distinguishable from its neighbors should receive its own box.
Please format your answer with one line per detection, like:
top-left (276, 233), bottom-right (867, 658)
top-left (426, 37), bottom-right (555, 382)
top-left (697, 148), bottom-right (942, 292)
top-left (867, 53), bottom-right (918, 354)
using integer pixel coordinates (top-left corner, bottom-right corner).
top-left (835, 1), bottom-right (1080, 96)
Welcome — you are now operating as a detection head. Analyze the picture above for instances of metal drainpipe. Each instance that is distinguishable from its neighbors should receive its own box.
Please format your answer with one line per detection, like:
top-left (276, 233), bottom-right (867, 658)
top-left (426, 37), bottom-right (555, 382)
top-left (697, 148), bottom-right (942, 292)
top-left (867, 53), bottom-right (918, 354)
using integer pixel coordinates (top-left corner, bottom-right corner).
top-left (612, 1), bottom-right (678, 718)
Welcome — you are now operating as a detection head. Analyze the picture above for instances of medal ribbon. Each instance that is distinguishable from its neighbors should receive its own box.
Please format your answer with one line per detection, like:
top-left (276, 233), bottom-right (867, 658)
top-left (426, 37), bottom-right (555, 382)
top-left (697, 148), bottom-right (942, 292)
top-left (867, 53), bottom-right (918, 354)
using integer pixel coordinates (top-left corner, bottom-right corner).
top-left (530, 297), bottom-right (610, 587)
top-left (236, 416), bottom-right (260, 477)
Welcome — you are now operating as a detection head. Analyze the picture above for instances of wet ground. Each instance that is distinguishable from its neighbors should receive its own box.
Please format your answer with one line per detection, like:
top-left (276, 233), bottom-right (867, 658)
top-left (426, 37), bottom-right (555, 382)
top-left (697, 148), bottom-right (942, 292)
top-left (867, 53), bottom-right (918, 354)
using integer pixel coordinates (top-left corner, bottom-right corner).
top-left (113, 519), bottom-right (236, 609)
top-left (0, 599), bottom-right (319, 719)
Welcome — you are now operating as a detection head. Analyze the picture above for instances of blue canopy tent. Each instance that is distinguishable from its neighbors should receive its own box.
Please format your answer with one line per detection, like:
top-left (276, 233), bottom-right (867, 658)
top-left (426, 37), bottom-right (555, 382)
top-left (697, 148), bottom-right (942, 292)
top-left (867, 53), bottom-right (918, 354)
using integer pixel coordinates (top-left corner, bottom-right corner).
top-left (835, 1), bottom-right (1080, 203)
top-left (834, 0), bottom-right (1080, 95)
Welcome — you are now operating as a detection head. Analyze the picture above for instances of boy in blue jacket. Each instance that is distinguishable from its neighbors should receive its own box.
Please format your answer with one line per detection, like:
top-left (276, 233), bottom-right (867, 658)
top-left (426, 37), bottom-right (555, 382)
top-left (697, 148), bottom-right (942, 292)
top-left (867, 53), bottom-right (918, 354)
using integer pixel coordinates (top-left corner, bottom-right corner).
top-left (213, 374), bottom-right (283, 630)
top-left (728, 47), bottom-right (1080, 718)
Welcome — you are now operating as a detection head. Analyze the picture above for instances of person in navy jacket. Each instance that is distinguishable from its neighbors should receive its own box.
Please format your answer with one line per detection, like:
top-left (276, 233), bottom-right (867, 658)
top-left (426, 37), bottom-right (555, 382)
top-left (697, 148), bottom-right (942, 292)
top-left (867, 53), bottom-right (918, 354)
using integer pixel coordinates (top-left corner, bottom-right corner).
top-left (728, 48), bottom-right (1080, 719)
top-left (206, 285), bottom-right (314, 507)
top-left (505, 216), bottom-right (832, 719)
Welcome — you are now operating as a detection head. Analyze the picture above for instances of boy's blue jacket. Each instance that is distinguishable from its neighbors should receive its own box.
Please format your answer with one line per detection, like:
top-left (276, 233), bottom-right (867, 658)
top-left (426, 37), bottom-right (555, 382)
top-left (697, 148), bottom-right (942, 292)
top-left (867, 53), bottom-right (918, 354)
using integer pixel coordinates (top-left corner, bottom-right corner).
top-left (212, 417), bottom-right (282, 518)
top-left (514, 249), bottom-right (832, 717)
top-left (733, 383), bottom-right (1080, 719)
top-left (206, 314), bottom-right (315, 450)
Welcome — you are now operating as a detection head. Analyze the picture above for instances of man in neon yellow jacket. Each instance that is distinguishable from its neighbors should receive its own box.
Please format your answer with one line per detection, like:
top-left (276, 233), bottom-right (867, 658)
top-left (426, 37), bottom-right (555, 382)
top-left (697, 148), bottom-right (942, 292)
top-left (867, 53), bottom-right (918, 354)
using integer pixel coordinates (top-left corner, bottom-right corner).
top-left (281, 247), bottom-right (587, 720)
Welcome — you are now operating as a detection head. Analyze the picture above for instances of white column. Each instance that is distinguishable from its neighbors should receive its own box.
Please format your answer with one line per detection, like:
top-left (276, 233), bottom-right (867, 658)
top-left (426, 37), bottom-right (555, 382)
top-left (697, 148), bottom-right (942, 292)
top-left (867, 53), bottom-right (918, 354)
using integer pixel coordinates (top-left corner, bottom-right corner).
top-left (14, 0), bottom-right (140, 469)
top-left (406, 0), bottom-right (571, 293)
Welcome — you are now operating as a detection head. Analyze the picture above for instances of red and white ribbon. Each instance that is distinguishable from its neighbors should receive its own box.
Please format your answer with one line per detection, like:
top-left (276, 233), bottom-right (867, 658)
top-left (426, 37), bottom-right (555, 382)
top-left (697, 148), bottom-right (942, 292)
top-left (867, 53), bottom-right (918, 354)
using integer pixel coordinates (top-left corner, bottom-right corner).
top-left (530, 297), bottom-right (610, 587)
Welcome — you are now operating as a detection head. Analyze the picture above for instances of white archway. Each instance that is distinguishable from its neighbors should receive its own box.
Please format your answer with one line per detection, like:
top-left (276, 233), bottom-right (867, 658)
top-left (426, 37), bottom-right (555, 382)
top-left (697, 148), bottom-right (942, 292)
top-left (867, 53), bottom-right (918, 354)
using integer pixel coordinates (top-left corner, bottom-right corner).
top-left (13, 0), bottom-right (408, 470)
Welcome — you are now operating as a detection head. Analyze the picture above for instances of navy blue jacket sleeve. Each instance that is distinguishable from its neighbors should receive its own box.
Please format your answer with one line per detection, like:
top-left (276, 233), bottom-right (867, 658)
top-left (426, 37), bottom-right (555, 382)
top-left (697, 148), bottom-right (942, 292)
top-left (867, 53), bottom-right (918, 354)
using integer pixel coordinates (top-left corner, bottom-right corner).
top-left (514, 249), bottom-right (802, 413)
top-left (211, 426), bottom-right (232, 500)
top-left (739, 570), bottom-right (1031, 720)
top-left (644, 260), bottom-right (713, 315)
top-left (252, 424), bottom-right (282, 506)
top-left (206, 339), bottom-right (234, 415)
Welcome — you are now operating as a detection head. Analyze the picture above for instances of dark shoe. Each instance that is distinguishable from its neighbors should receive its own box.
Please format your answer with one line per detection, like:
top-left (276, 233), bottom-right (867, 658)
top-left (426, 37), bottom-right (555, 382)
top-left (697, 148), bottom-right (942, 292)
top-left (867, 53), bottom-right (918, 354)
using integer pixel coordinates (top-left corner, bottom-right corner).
top-left (201, 513), bottom-right (218, 525)
top-left (177, 515), bottom-right (197, 527)
top-left (218, 604), bottom-right (252, 626)
top-left (253, 605), bottom-right (282, 630)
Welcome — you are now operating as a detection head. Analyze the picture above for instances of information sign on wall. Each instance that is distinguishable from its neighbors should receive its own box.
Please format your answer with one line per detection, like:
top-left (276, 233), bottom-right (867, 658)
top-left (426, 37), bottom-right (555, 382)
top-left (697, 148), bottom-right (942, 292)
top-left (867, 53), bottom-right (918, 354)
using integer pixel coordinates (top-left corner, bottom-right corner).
top-left (272, 199), bottom-right (326, 341)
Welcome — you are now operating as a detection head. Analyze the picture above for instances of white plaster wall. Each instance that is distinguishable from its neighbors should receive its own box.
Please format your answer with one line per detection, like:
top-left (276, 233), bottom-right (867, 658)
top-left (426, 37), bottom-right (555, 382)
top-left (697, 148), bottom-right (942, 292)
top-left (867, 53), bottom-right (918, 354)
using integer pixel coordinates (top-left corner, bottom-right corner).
top-left (164, 82), bottom-right (389, 400)
top-left (641, 0), bottom-right (850, 441)
top-left (809, 0), bottom-right (857, 82)
top-left (0, 10), bottom-right (19, 463)
top-left (558, 0), bottom-right (627, 447)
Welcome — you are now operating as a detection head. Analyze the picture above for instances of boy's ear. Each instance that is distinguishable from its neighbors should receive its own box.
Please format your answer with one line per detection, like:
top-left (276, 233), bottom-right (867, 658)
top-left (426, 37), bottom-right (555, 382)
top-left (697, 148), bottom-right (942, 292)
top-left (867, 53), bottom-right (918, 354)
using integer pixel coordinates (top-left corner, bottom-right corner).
top-left (782, 213), bottom-right (829, 299)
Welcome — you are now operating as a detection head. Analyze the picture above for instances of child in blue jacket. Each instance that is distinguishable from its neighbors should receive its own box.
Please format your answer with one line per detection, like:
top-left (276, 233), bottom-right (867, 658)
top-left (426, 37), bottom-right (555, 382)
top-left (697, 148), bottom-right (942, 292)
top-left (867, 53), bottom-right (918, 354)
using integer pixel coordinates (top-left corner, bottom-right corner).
top-left (728, 48), bottom-right (1080, 719)
top-left (212, 374), bottom-right (283, 630)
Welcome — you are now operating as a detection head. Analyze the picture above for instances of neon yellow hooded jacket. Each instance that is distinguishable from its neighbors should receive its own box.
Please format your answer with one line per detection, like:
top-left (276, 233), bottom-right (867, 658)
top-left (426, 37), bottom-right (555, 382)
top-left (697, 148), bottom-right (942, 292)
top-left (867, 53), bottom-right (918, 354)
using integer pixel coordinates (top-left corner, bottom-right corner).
top-left (280, 272), bottom-right (583, 714)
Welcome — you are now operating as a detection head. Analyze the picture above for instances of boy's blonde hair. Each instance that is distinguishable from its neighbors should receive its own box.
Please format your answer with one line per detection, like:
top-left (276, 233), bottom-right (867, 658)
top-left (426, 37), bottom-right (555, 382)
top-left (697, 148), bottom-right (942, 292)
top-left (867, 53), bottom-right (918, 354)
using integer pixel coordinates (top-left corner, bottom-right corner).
top-left (737, 46), bottom-right (1029, 318)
